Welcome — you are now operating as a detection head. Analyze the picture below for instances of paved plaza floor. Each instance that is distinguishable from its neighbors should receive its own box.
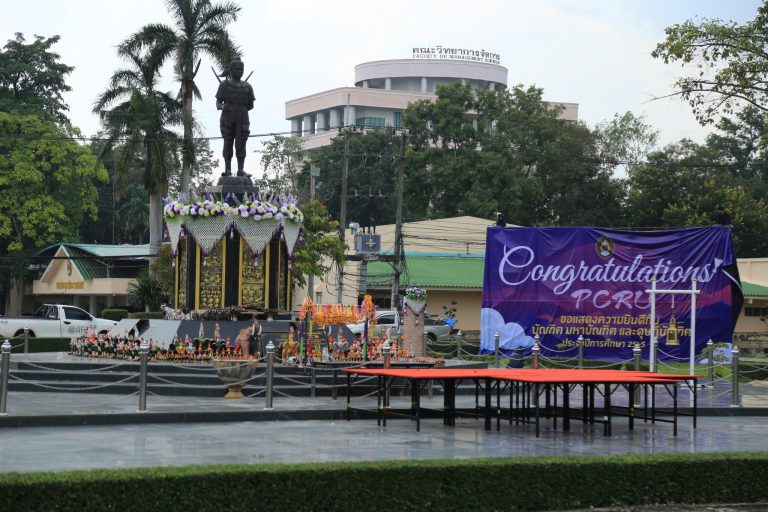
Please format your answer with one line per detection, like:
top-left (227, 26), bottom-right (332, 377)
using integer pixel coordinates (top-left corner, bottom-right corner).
top-left (2, 392), bottom-right (768, 473)
top-left (2, 352), bottom-right (768, 475)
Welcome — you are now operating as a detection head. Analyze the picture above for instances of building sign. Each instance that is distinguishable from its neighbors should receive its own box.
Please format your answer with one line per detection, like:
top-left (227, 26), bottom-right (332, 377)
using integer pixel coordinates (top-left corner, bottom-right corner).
top-left (481, 226), bottom-right (743, 361)
top-left (56, 281), bottom-right (85, 290)
top-left (412, 46), bottom-right (500, 65)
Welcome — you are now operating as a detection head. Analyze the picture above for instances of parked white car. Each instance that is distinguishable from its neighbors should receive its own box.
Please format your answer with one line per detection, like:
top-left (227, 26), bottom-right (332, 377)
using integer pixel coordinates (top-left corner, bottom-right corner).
top-left (0, 304), bottom-right (118, 339)
top-left (346, 310), bottom-right (453, 342)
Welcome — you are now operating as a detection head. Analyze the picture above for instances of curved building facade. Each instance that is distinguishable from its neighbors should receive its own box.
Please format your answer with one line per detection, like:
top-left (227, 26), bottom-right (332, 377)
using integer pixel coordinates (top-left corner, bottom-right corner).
top-left (285, 58), bottom-right (578, 149)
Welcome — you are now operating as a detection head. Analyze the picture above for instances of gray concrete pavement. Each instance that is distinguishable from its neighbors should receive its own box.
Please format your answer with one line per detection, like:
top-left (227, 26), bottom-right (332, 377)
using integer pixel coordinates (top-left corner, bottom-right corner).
top-left (3, 352), bottom-right (768, 475)
top-left (2, 413), bottom-right (768, 473)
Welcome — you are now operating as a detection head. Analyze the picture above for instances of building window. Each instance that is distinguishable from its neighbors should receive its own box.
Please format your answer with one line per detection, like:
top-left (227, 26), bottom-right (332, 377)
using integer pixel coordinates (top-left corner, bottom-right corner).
top-left (393, 111), bottom-right (402, 129)
top-left (745, 306), bottom-right (768, 317)
top-left (356, 117), bottom-right (385, 128)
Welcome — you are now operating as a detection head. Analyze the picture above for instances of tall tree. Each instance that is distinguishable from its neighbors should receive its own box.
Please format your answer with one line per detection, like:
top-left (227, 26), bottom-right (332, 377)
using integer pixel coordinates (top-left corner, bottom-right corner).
top-left (402, 82), bottom-right (624, 226)
top-left (257, 135), bottom-right (305, 196)
top-left (652, 2), bottom-right (768, 124)
top-left (626, 139), bottom-right (768, 256)
top-left (0, 34), bottom-right (103, 311)
top-left (168, 137), bottom-right (217, 196)
top-left (0, 113), bottom-right (107, 310)
top-left (93, 38), bottom-right (182, 265)
top-left (289, 200), bottom-right (345, 289)
top-left (595, 111), bottom-right (659, 177)
top-left (118, 184), bottom-right (150, 244)
top-left (306, 127), bottom-right (400, 228)
top-left (123, 0), bottom-right (240, 193)
top-left (0, 33), bottom-right (74, 128)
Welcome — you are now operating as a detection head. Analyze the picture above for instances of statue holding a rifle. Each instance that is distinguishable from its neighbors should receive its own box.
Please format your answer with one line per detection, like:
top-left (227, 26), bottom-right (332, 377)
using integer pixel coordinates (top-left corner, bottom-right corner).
top-left (214, 57), bottom-right (255, 177)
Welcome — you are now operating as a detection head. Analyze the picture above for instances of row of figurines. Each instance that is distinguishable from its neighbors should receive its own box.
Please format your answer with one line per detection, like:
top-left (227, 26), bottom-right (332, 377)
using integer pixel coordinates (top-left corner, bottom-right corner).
top-left (68, 334), bottom-right (432, 363)
top-left (69, 336), bottom-right (252, 361)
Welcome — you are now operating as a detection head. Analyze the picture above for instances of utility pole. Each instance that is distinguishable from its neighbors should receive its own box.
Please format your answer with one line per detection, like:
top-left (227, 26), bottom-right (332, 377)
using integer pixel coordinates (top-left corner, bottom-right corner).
top-left (307, 165), bottom-right (320, 302)
top-left (337, 128), bottom-right (351, 304)
top-left (391, 130), bottom-right (407, 309)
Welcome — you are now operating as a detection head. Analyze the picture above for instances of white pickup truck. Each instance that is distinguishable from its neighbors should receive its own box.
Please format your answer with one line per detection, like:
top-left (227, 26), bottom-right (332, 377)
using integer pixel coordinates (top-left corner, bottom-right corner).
top-left (346, 310), bottom-right (453, 342)
top-left (0, 304), bottom-right (118, 339)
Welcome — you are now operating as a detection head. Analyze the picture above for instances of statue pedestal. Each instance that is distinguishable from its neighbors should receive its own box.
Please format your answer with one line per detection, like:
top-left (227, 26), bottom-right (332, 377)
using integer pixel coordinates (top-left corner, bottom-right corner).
top-left (208, 175), bottom-right (258, 195)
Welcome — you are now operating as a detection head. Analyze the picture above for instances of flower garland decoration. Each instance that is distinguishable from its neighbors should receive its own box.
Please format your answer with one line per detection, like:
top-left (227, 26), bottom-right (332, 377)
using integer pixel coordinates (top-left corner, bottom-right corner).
top-left (163, 192), bottom-right (303, 224)
top-left (404, 287), bottom-right (427, 301)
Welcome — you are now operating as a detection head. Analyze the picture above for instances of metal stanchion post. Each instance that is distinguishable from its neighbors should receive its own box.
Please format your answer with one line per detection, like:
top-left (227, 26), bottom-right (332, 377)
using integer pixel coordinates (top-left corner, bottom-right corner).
top-left (731, 345), bottom-right (741, 407)
top-left (310, 367), bottom-right (316, 398)
top-left (651, 338), bottom-right (658, 373)
top-left (532, 336), bottom-right (540, 369)
top-left (456, 331), bottom-right (462, 360)
top-left (23, 325), bottom-right (29, 355)
top-left (265, 341), bottom-right (275, 410)
top-left (577, 335), bottom-right (584, 369)
top-left (706, 340), bottom-right (714, 388)
top-left (0, 340), bottom-right (10, 415)
top-left (383, 340), bottom-right (391, 369)
top-left (494, 332), bottom-right (500, 368)
top-left (138, 341), bottom-right (148, 413)
top-left (382, 340), bottom-right (391, 407)
top-left (633, 345), bottom-right (641, 407)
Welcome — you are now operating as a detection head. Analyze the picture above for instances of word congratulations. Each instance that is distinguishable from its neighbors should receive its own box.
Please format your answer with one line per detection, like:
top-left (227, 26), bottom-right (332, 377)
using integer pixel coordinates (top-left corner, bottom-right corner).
top-left (498, 245), bottom-right (718, 295)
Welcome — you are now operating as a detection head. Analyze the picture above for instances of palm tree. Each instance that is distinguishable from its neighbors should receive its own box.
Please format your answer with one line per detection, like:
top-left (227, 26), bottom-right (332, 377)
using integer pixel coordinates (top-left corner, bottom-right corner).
top-left (118, 185), bottom-right (150, 244)
top-left (93, 38), bottom-right (182, 265)
top-left (123, 0), bottom-right (240, 194)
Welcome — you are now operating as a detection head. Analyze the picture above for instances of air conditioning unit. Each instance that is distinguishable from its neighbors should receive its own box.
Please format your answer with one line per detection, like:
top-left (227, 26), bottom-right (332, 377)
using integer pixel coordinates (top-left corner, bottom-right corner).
top-left (355, 233), bottom-right (380, 254)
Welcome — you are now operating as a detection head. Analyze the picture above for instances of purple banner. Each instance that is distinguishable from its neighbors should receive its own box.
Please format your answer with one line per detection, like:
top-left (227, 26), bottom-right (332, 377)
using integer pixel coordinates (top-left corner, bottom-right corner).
top-left (481, 227), bottom-right (742, 361)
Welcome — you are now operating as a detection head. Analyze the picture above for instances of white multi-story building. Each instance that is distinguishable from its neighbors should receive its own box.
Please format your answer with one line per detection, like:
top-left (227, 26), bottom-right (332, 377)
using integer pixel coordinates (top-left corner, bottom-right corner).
top-left (285, 57), bottom-right (579, 149)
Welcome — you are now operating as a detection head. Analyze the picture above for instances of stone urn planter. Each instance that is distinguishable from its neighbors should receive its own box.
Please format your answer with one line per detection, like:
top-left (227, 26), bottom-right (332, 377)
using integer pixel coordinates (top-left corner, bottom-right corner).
top-left (212, 359), bottom-right (258, 399)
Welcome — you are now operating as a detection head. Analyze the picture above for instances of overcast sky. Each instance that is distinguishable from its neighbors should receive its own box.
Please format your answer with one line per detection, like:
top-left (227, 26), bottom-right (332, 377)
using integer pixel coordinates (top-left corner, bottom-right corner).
top-left (2, 0), bottom-right (763, 174)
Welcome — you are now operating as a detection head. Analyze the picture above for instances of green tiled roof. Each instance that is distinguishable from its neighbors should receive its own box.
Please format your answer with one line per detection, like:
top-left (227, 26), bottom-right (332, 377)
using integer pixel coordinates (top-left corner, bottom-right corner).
top-left (368, 254), bottom-right (484, 289)
top-left (35, 243), bottom-right (150, 280)
top-left (742, 281), bottom-right (768, 298)
top-left (66, 243), bottom-right (151, 258)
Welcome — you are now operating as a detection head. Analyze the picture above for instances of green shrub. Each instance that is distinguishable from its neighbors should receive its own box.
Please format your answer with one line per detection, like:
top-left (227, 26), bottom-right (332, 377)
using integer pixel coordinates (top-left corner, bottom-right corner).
top-left (100, 309), bottom-right (130, 321)
top-left (9, 337), bottom-right (70, 353)
top-left (128, 311), bottom-right (165, 319)
top-left (0, 453), bottom-right (767, 511)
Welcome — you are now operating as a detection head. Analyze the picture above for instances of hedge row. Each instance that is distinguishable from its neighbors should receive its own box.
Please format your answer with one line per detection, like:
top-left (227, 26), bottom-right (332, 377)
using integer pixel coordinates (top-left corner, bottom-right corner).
top-left (9, 337), bottom-right (70, 353)
top-left (1, 452), bottom-right (767, 511)
top-left (128, 312), bottom-right (165, 319)
top-left (100, 309), bottom-right (129, 321)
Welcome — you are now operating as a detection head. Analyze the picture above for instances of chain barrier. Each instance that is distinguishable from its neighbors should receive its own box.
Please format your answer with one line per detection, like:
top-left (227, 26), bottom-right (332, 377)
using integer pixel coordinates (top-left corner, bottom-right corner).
top-left (152, 362), bottom-right (220, 371)
top-left (8, 373), bottom-right (137, 392)
top-left (539, 345), bottom-right (579, 355)
top-left (656, 347), bottom-right (696, 361)
top-left (21, 361), bottom-right (133, 373)
top-left (704, 388), bottom-right (738, 400)
top-left (9, 390), bottom-right (140, 409)
top-left (147, 372), bottom-right (264, 388)
top-left (244, 388), bottom-right (266, 398)
top-left (736, 366), bottom-right (768, 375)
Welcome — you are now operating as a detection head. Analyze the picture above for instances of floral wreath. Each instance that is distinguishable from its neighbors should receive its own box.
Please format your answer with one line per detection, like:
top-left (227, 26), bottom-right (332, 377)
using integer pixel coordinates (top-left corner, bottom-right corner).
top-left (404, 287), bottom-right (427, 301)
top-left (163, 192), bottom-right (303, 224)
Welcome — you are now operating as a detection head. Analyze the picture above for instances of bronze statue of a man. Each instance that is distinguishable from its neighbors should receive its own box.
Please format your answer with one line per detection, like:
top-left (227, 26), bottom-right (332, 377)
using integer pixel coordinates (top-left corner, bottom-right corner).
top-left (216, 57), bottom-right (255, 176)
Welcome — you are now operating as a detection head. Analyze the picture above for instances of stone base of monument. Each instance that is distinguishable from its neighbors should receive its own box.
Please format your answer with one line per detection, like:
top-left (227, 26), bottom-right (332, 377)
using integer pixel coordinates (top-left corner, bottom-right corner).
top-left (212, 359), bottom-right (258, 399)
top-left (209, 175), bottom-right (257, 195)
